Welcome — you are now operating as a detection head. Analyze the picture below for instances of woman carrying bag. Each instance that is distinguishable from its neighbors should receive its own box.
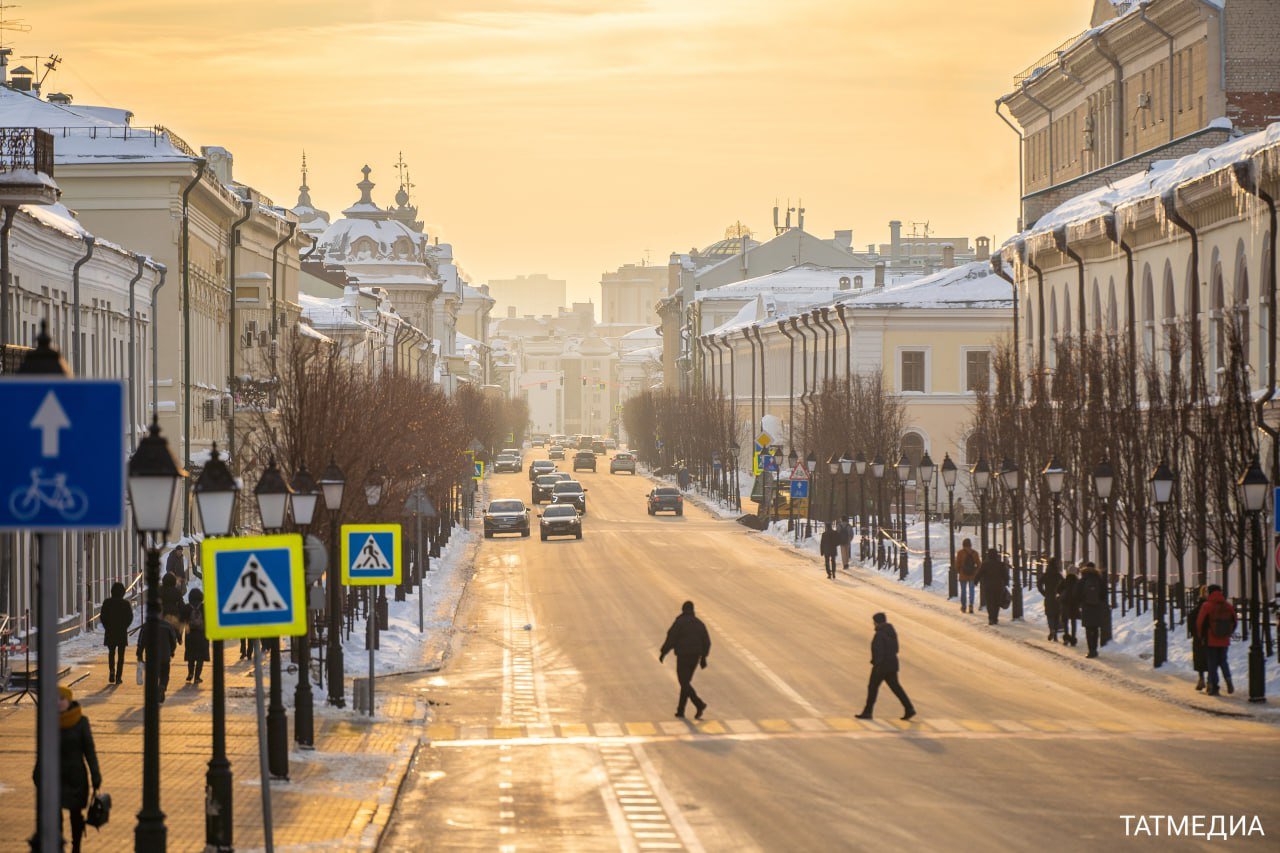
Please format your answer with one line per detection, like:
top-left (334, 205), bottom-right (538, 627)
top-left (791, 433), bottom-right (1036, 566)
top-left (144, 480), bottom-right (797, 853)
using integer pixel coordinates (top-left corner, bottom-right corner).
top-left (31, 686), bottom-right (103, 852)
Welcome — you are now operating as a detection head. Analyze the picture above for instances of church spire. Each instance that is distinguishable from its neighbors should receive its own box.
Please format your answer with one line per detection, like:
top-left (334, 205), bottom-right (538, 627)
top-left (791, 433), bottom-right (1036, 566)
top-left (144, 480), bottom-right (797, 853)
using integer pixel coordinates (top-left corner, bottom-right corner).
top-left (296, 150), bottom-right (314, 208)
top-left (356, 164), bottom-right (375, 206)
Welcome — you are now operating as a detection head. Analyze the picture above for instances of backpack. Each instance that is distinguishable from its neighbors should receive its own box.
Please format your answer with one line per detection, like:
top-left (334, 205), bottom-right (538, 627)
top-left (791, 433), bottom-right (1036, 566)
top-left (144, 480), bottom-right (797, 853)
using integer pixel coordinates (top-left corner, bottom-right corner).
top-left (1081, 575), bottom-right (1102, 607)
top-left (1208, 600), bottom-right (1235, 640)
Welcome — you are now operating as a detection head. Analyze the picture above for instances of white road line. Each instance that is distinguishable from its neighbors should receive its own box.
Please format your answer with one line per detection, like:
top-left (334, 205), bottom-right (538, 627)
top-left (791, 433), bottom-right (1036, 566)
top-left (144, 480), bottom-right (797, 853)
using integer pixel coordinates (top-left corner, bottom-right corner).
top-left (631, 743), bottom-right (705, 853)
top-left (594, 760), bottom-right (640, 853)
top-left (699, 614), bottom-right (821, 717)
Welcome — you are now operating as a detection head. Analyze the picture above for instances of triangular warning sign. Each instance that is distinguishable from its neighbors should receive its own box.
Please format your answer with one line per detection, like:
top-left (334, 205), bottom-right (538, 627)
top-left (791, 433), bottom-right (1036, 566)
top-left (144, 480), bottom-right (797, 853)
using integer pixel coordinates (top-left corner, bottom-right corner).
top-left (223, 554), bottom-right (288, 614)
top-left (353, 535), bottom-right (391, 570)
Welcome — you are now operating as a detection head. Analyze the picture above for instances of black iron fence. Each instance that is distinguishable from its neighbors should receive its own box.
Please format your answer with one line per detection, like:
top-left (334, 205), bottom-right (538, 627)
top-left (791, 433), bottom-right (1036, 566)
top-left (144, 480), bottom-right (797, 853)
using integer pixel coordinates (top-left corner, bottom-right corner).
top-left (0, 128), bottom-right (54, 177)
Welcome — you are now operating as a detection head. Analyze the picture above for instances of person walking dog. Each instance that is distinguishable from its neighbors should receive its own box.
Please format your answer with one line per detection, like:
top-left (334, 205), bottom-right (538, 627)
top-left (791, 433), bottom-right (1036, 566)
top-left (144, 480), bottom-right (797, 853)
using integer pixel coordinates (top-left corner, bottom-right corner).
top-left (659, 601), bottom-right (711, 719)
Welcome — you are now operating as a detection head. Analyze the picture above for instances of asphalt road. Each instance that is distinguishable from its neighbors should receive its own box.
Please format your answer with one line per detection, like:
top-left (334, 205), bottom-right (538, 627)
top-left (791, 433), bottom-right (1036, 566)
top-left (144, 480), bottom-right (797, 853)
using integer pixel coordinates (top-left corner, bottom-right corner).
top-left (381, 450), bottom-right (1280, 852)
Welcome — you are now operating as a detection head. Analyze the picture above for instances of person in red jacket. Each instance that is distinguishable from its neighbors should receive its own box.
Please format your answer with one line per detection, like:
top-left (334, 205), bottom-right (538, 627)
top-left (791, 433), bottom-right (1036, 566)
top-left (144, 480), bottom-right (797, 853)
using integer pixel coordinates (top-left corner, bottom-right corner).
top-left (1195, 584), bottom-right (1237, 696)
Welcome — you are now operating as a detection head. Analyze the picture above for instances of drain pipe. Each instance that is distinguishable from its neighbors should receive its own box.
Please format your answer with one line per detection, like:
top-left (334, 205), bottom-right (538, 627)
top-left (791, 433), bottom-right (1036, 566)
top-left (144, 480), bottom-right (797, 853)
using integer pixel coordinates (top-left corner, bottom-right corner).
top-left (149, 264), bottom-right (167, 419)
top-left (793, 317), bottom-right (810, 443)
top-left (1137, 1), bottom-right (1176, 143)
top-left (1102, 213), bottom-right (1138, 405)
top-left (227, 198), bottom-right (253, 472)
top-left (0, 205), bottom-right (14, 349)
top-left (269, 220), bottom-right (297, 381)
top-left (778, 320), bottom-right (796, 450)
top-left (743, 327), bottom-right (756, 435)
top-left (1053, 226), bottom-right (1087, 338)
top-left (723, 335), bottom-right (737, 440)
top-left (1091, 34), bottom-right (1125, 162)
top-left (821, 307), bottom-right (839, 380)
top-left (991, 252), bottom-right (1021, 405)
top-left (127, 254), bottom-right (146, 452)
top-left (1232, 160), bottom-right (1280, 482)
top-left (835, 303), bottom-right (851, 396)
top-left (994, 98), bottom-right (1024, 215)
top-left (181, 160), bottom-right (206, 535)
top-left (1162, 188), bottom-right (1203, 403)
top-left (753, 325), bottom-right (767, 429)
top-left (71, 235), bottom-right (95, 376)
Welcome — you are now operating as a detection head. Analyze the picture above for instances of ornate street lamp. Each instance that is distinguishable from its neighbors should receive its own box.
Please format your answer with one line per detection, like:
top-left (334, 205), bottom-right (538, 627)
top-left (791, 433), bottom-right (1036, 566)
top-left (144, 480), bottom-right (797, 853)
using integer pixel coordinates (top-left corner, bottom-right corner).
top-left (918, 451), bottom-right (935, 587)
top-left (1149, 461), bottom-right (1176, 668)
top-left (255, 460), bottom-right (294, 781)
top-left (1042, 456), bottom-right (1066, 564)
top-left (941, 454), bottom-right (958, 598)
top-left (803, 451), bottom-right (817, 538)
top-left (854, 451), bottom-right (868, 560)
top-left (729, 441), bottom-right (741, 511)
top-left (1093, 460), bottom-right (1116, 611)
top-left (894, 452), bottom-right (911, 579)
top-left (840, 450), bottom-right (853, 530)
top-left (128, 419), bottom-right (187, 851)
top-left (365, 463), bottom-right (391, 626)
top-left (1000, 458), bottom-right (1022, 620)
top-left (196, 445), bottom-right (238, 852)
top-left (290, 463), bottom-right (319, 749)
top-left (970, 456), bottom-right (990, 557)
top-left (826, 453), bottom-right (840, 525)
top-left (871, 454), bottom-right (886, 569)
top-left (319, 457), bottom-right (347, 707)
top-left (1237, 458), bottom-right (1268, 702)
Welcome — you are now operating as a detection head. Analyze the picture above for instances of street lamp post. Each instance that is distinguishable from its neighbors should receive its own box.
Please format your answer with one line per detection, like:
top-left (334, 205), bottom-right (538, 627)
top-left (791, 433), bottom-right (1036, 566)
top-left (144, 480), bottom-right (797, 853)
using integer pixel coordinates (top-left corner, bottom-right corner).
top-left (289, 464), bottom-right (319, 748)
top-left (919, 452), bottom-right (935, 587)
top-left (1000, 458), bottom-right (1022, 620)
top-left (855, 452), bottom-right (867, 560)
top-left (255, 459), bottom-right (293, 781)
top-left (787, 449), bottom-right (798, 538)
top-left (826, 453), bottom-right (839, 525)
top-left (942, 454), bottom-right (957, 598)
top-left (1093, 460), bottom-right (1116, 618)
top-left (971, 456), bottom-right (990, 556)
top-left (729, 442), bottom-right (741, 511)
top-left (320, 458), bottom-right (347, 706)
top-left (840, 451), bottom-right (853, 530)
top-left (895, 452), bottom-right (911, 580)
top-left (1237, 458), bottom-right (1268, 703)
top-left (1042, 457), bottom-right (1066, 569)
top-left (1149, 461), bottom-right (1175, 668)
top-left (128, 419), bottom-right (187, 852)
top-left (804, 451), bottom-right (817, 538)
top-left (871, 454), bottom-right (886, 568)
top-left (365, 465), bottom-right (388, 630)
top-left (195, 445), bottom-right (238, 853)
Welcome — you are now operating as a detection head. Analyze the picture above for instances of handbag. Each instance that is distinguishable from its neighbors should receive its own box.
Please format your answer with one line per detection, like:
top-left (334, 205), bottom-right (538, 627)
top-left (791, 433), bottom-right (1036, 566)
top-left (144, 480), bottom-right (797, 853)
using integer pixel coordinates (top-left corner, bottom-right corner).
top-left (86, 792), bottom-right (111, 829)
top-left (1001, 588), bottom-right (1011, 610)
top-left (135, 660), bottom-right (144, 685)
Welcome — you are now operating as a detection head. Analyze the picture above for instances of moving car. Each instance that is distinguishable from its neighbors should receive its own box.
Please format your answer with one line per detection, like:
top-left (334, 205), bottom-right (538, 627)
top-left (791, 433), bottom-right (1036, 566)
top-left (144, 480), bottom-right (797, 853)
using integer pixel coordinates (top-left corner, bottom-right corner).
top-left (539, 504), bottom-right (582, 540)
top-left (529, 459), bottom-right (557, 481)
top-left (493, 454), bottom-right (521, 473)
top-left (604, 438), bottom-right (618, 450)
top-left (577, 435), bottom-right (594, 450)
top-left (572, 450), bottom-right (597, 472)
top-left (551, 480), bottom-right (587, 514)
top-left (530, 435), bottom-right (547, 447)
top-left (502, 447), bottom-right (523, 464)
top-left (591, 440), bottom-right (607, 455)
top-left (484, 499), bottom-right (531, 537)
top-left (610, 452), bottom-right (637, 474)
top-left (531, 474), bottom-right (561, 504)
top-left (547, 444), bottom-right (565, 460)
top-left (647, 487), bottom-right (683, 516)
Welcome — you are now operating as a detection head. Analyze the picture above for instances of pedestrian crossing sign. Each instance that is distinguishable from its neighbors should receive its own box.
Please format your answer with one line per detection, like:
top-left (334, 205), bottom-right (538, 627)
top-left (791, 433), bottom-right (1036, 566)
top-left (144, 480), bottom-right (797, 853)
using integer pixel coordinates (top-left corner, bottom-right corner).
top-left (201, 534), bottom-right (306, 641)
top-left (341, 523), bottom-right (402, 586)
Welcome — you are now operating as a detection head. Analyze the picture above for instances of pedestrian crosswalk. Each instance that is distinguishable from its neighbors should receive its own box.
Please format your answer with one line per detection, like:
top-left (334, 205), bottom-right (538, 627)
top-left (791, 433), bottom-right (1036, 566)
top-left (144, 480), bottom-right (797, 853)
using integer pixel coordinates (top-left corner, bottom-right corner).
top-left (425, 714), bottom-right (1272, 745)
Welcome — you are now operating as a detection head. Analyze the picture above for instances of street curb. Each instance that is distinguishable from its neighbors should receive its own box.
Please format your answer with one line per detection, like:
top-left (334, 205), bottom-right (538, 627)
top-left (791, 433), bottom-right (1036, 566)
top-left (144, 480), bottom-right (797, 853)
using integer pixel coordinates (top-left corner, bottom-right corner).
top-left (348, 736), bottom-right (421, 850)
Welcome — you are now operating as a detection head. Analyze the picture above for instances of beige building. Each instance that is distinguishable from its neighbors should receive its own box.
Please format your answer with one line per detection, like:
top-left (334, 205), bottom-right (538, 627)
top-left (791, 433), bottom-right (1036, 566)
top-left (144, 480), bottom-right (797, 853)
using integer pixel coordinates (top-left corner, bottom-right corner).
top-left (600, 260), bottom-right (667, 331)
top-left (486, 273), bottom-right (568, 319)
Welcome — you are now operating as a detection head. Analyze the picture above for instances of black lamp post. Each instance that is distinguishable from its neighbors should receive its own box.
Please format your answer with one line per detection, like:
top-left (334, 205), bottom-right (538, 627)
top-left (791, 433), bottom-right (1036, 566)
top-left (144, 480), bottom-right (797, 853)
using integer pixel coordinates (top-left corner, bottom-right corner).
top-left (290, 464), bottom-right (319, 748)
top-left (320, 458), bottom-right (347, 706)
top-left (826, 453), bottom-right (839, 525)
top-left (855, 451), bottom-right (867, 560)
top-left (872, 454), bottom-right (886, 568)
top-left (1149, 461), bottom-right (1175, 668)
top-left (942, 454), bottom-right (957, 598)
top-left (971, 456), bottom-right (990, 556)
top-left (128, 419), bottom-right (187, 852)
top-left (1237, 458), bottom-right (1268, 703)
top-left (804, 451), bottom-right (817, 538)
top-left (365, 464), bottom-right (388, 629)
top-left (840, 451), bottom-right (853, 529)
top-left (895, 452), bottom-right (910, 580)
top-left (255, 460), bottom-right (293, 781)
top-left (729, 441), bottom-right (741, 511)
top-left (1093, 460), bottom-right (1115, 611)
top-left (919, 452), bottom-right (935, 587)
top-left (195, 445), bottom-right (238, 853)
top-left (1043, 456), bottom-right (1066, 565)
top-left (787, 448), bottom-right (799, 537)
top-left (1000, 458), bottom-right (1022, 620)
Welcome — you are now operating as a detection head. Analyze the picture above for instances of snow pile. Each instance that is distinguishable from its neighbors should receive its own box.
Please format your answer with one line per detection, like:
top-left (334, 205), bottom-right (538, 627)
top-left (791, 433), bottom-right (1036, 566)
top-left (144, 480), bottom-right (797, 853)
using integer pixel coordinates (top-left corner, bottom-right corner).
top-left (844, 261), bottom-right (1012, 309)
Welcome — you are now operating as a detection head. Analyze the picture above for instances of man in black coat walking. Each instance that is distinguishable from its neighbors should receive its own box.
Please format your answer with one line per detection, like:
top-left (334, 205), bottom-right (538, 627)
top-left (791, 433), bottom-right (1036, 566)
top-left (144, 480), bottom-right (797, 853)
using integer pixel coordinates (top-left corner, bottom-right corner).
top-left (659, 601), bottom-right (710, 719)
top-left (976, 548), bottom-right (1008, 626)
top-left (99, 582), bottom-right (133, 684)
top-left (856, 612), bottom-right (915, 721)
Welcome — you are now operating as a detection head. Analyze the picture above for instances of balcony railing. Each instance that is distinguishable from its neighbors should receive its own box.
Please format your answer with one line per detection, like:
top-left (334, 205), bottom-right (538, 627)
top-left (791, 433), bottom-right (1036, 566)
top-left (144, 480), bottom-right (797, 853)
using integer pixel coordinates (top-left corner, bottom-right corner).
top-left (0, 127), bottom-right (54, 177)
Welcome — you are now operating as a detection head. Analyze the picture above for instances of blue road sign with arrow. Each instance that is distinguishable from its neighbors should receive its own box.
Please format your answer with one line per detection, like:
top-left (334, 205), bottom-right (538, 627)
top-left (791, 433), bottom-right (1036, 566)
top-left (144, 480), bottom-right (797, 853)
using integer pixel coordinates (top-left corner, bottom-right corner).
top-left (0, 378), bottom-right (125, 530)
top-left (201, 534), bottom-right (306, 640)
top-left (790, 479), bottom-right (809, 499)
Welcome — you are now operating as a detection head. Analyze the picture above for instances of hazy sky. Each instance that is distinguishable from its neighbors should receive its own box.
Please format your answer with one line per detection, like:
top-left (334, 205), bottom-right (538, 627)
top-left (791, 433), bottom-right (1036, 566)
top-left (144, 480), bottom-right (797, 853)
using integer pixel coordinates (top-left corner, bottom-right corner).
top-left (16, 0), bottom-right (1083, 304)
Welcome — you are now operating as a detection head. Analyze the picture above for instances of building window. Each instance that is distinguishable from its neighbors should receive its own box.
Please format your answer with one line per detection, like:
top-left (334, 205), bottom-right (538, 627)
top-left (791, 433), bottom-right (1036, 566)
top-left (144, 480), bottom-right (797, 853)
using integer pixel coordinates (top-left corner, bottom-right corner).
top-left (900, 350), bottom-right (925, 393)
top-left (965, 350), bottom-right (990, 392)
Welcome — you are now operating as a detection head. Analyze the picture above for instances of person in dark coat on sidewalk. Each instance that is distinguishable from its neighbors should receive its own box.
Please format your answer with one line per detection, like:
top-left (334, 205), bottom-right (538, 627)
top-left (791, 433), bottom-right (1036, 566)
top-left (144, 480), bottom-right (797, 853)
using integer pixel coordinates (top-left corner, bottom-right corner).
top-left (32, 685), bottom-right (102, 853)
top-left (160, 571), bottom-right (184, 630)
top-left (1038, 557), bottom-right (1063, 642)
top-left (819, 522), bottom-right (840, 579)
top-left (856, 612), bottom-right (915, 721)
top-left (1057, 565), bottom-right (1080, 646)
top-left (98, 582), bottom-right (133, 684)
top-left (1077, 561), bottom-right (1108, 657)
top-left (183, 588), bottom-right (210, 684)
top-left (137, 613), bottom-right (179, 702)
top-left (976, 548), bottom-right (1008, 626)
top-left (954, 538), bottom-right (980, 613)
top-left (659, 601), bottom-right (710, 719)
top-left (1187, 585), bottom-right (1210, 691)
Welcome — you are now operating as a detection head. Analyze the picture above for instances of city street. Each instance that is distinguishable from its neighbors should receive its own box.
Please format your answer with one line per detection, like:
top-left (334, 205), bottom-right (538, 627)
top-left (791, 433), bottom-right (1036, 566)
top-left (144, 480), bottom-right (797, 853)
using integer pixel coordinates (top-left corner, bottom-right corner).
top-left (383, 452), bottom-right (1280, 851)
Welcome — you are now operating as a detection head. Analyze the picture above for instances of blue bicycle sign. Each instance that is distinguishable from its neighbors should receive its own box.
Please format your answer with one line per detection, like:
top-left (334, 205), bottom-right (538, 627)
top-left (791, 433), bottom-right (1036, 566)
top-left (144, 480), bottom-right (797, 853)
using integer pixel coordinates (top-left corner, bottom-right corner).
top-left (8, 468), bottom-right (89, 522)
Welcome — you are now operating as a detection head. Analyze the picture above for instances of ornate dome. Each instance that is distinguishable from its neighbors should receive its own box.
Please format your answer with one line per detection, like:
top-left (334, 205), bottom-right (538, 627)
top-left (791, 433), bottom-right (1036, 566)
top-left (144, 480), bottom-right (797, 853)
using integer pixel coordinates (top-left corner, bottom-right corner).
top-left (316, 166), bottom-right (426, 263)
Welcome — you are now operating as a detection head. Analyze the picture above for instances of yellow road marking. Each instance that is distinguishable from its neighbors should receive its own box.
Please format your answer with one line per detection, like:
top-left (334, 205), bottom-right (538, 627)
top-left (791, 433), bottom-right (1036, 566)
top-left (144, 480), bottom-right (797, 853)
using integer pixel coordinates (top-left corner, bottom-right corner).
top-left (626, 722), bottom-right (657, 736)
top-left (758, 719), bottom-right (792, 733)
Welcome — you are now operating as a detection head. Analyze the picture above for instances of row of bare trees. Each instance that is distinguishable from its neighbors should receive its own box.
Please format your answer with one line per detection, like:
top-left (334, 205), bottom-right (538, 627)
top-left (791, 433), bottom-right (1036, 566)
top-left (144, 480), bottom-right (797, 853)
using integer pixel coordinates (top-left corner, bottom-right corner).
top-left (622, 388), bottom-right (739, 495)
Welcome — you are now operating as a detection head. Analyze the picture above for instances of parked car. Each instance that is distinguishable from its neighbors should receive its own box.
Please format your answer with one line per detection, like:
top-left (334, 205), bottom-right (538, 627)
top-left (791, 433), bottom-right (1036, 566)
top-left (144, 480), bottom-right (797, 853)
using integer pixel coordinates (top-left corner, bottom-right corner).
top-left (539, 504), bottom-right (582, 541)
top-left (502, 447), bottom-right (523, 464)
top-left (547, 444), bottom-right (566, 460)
top-left (551, 480), bottom-right (587, 514)
top-left (591, 440), bottom-right (607, 455)
top-left (610, 452), bottom-right (637, 474)
top-left (529, 459), bottom-right (557, 482)
top-left (572, 451), bottom-right (597, 472)
top-left (647, 487), bottom-right (683, 516)
top-left (493, 454), bottom-right (521, 473)
top-left (531, 474), bottom-right (561, 504)
top-left (484, 499), bottom-right (530, 537)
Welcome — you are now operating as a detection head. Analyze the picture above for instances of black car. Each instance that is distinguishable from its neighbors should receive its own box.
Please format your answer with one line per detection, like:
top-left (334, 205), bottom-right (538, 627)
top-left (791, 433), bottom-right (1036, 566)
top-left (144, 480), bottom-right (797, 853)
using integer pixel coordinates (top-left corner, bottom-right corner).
top-left (573, 451), bottom-right (597, 472)
top-left (484, 499), bottom-right (530, 537)
top-left (539, 504), bottom-right (582, 540)
top-left (591, 440), bottom-right (607, 455)
top-left (529, 459), bottom-right (557, 482)
top-left (493, 454), bottom-right (521, 474)
top-left (550, 480), bottom-right (587, 515)
top-left (547, 445), bottom-right (565, 460)
top-left (647, 487), bottom-right (683, 516)
top-left (531, 474), bottom-right (561, 504)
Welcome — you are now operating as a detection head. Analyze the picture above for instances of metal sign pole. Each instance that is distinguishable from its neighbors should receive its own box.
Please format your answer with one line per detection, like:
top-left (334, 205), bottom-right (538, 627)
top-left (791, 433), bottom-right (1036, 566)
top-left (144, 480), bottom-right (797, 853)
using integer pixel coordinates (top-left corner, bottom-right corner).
top-left (416, 511), bottom-right (424, 634)
top-left (36, 533), bottom-right (60, 853)
top-left (368, 605), bottom-right (376, 716)
top-left (252, 639), bottom-right (275, 853)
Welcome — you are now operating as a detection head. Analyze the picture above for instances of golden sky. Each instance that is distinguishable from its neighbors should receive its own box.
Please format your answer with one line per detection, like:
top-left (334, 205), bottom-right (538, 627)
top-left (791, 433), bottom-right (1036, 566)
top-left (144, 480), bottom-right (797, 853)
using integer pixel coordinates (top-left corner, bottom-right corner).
top-left (17, 0), bottom-right (1083, 304)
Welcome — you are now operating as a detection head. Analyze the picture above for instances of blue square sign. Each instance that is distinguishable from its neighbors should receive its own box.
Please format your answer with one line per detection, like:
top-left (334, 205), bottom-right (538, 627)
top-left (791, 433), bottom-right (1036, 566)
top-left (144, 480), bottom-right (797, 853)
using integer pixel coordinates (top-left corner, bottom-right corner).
top-left (0, 378), bottom-right (125, 530)
top-left (790, 479), bottom-right (809, 499)
top-left (341, 524), bottom-right (402, 585)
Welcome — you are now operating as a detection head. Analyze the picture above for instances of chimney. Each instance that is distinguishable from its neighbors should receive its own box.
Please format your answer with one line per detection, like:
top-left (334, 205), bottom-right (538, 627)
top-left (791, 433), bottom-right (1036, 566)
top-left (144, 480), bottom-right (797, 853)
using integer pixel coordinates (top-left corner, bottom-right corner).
top-left (888, 220), bottom-right (902, 260)
top-left (0, 48), bottom-right (9, 86)
top-left (975, 236), bottom-right (991, 261)
top-left (874, 262), bottom-right (886, 288)
top-left (942, 245), bottom-right (955, 268)
top-left (668, 252), bottom-right (681, 297)
top-left (833, 230), bottom-right (852, 251)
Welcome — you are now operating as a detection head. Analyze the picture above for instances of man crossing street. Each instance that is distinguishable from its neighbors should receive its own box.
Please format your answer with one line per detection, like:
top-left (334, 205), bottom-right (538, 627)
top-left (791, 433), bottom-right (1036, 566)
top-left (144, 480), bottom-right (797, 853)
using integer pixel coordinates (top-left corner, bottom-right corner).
top-left (659, 601), bottom-right (711, 719)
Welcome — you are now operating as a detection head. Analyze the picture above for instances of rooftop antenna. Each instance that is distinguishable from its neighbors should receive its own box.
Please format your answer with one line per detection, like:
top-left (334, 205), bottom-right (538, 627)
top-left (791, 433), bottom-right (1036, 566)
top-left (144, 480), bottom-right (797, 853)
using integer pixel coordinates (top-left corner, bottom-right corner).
top-left (785, 198), bottom-right (793, 231)
top-left (796, 200), bottom-right (805, 232)
top-left (910, 221), bottom-right (931, 238)
top-left (0, 3), bottom-right (30, 50)
top-left (29, 52), bottom-right (59, 88)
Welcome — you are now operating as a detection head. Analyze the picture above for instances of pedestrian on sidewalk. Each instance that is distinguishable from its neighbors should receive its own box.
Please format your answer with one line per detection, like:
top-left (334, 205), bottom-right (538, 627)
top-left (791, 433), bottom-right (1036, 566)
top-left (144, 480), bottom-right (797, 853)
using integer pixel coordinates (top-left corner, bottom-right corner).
top-left (98, 582), bottom-right (133, 685)
top-left (1038, 557), bottom-right (1063, 642)
top-left (1058, 565), bottom-right (1080, 647)
top-left (137, 612), bottom-right (179, 702)
top-left (820, 522), bottom-right (840, 579)
top-left (160, 572), bottom-right (183, 636)
top-left (31, 685), bottom-right (101, 853)
top-left (1078, 562), bottom-right (1107, 658)
top-left (184, 588), bottom-right (209, 684)
top-left (976, 548), bottom-right (1007, 626)
top-left (659, 601), bottom-right (710, 719)
top-left (678, 465), bottom-right (691, 492)
top-left (838, 518), bottom-right (853, 571)
top-left (1188, 585), bottom-right (1210, 691)
top-left (955, 538), bottom-right (980, 613)
top-left (1195, 584), bottom-right (1237, 696)
top-left (856, 612), bottom-right (916, 721)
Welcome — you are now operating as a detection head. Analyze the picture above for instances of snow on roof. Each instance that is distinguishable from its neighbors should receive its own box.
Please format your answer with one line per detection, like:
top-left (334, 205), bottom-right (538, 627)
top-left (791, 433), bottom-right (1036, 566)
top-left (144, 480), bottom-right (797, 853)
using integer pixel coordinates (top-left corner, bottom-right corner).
top-left (0, 88), bottom-right (194, 165)
top-left (296, 322), bottom-right (333, 344)
top-left (298, 292), bottom-right (376, 331)
top-left (1010, 121), bottom-right (1280, 247)
top-left (844, 261), bottom-right (1011, 309)
top-left (620, 325), bottom-right (661, 341)
top-left (708, 298), bottom-right (766, 336)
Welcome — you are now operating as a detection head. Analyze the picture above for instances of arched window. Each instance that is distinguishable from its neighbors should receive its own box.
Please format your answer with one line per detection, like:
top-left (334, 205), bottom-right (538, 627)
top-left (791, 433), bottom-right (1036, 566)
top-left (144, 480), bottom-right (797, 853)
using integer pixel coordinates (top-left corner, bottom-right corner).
top-left (1091, 278), bottom-right (1102, 333)
top-left (1254, 238), bottom-right (1270, 375)
top-left (1210, 261), bottom-right (1225, 380)
top-left (1162, 261), bottom-right (1177, 372)
top-left (1106, 277), bottom-right (1118, 333)
top-left (1048, 290), bottom-right (1059, 369)
top-left (1062, 288), bottom-right (1072, 341)
top-left (1235, 252), bottom-right (1251, 360)
top-left (900, 432), bottom-right (925, 479)
top-left (963, 433), bottom-right (983, 467)
top-left (1142, 264), bottom-right (1156, 359)
top-left (352, 237), bottom-right (377, 259)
